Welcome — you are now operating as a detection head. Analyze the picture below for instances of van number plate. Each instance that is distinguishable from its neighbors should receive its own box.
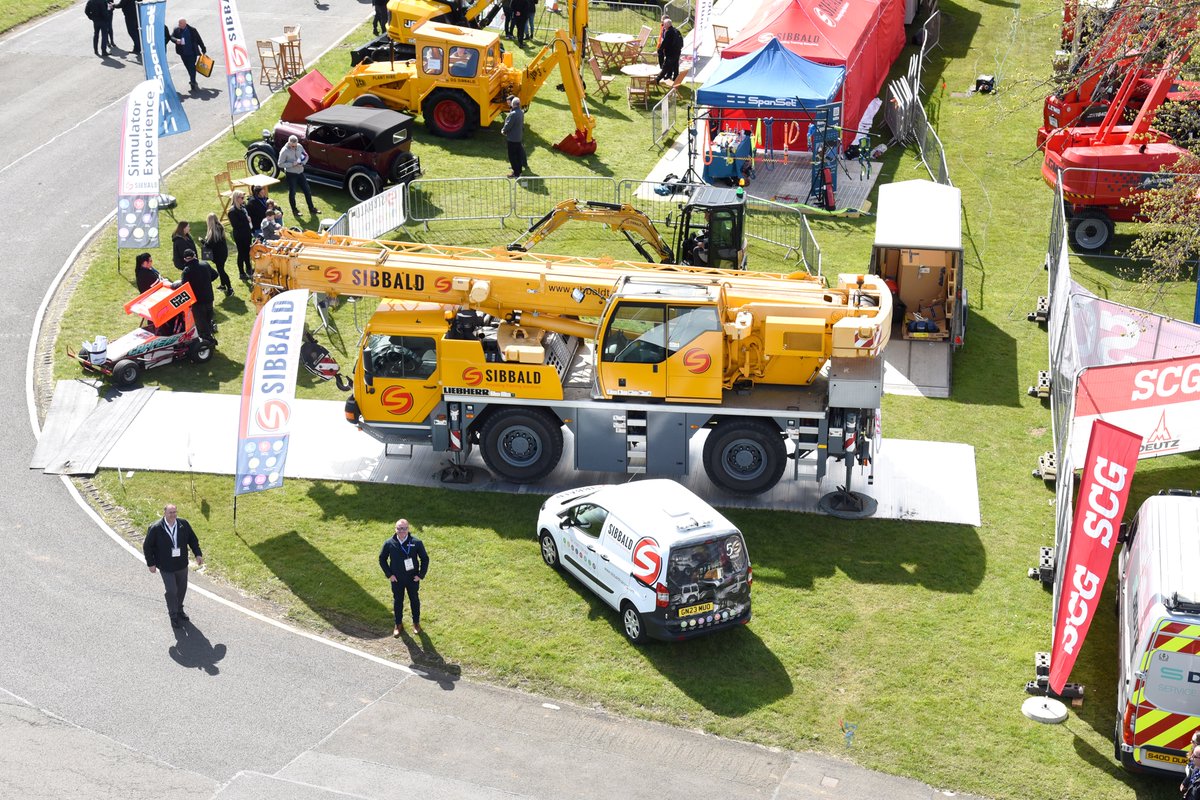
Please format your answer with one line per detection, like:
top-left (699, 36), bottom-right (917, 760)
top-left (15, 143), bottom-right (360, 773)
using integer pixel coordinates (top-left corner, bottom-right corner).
top-left (1144, 750), bottom-right (1187, 766)
top-left (678, 602), bottom-right (714, 618)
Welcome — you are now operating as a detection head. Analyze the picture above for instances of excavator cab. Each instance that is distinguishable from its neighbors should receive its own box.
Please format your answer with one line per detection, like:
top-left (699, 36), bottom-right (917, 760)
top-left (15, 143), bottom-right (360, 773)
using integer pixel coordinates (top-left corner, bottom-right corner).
top-left (675, 186), bottom-right (747, 270)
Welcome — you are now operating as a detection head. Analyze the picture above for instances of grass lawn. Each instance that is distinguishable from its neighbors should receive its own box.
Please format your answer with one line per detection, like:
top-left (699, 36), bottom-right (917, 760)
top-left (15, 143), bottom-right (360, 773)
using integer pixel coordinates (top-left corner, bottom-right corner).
top-left (2, 0), bottom-right (71, 35)
top-left (52, 6), bottom-right (1200, 800)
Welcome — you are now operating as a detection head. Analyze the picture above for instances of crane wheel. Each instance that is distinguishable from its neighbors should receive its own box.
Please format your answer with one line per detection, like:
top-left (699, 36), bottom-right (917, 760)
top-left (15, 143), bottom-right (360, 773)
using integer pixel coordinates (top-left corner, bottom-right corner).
top-left (422, 89), bottom-right (479, 140)
top-left (702, 418), bottom-right (786, 496)
top-left (1068, 210), bottom-right (1113, 252)
top-left (478, 408), bottom-right (563, 483)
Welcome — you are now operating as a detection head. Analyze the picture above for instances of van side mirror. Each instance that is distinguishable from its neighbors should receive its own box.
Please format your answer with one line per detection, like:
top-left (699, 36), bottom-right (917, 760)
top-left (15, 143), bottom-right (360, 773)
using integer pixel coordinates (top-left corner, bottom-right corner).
top-left (1116, 521), bottom-right (1129, 545)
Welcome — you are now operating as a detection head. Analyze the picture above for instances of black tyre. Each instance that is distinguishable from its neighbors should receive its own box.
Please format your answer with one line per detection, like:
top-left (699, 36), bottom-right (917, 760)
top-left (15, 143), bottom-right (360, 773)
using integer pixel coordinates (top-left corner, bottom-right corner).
top-left (621, 602), bottom-right (648, 645)
top-left (112, 359), bottom-right (141, 388)
top-left (351, 93), bottom-right (386, 109)
top-left (478, 408), bottom-right (563, 483)
top-left (539, 530), bottom-right (561, 569)
top-left (702, 418), bottom-right (787, 496)
top-left (421, 88), bottom-right (479, 139)
top-left (245, 146), bottom-right (279, 177)
top-left (346, 167), bottom-right (382, 202)
top-left (188, 339), bottom-right (214, 364)
top-left (1069, 210), bottom-right (1113, 252)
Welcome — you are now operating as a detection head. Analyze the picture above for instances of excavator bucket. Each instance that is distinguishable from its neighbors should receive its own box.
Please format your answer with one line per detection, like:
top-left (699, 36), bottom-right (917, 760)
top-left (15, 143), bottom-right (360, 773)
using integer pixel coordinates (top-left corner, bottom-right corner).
top-left (281, 71), bottom-right (335, 123)
top-left (554, 130), bottom-right (596, 157)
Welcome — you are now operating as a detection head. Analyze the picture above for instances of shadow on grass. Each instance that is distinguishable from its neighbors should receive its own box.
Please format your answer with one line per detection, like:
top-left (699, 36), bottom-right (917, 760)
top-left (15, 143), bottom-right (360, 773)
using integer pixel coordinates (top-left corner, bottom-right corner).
top-left (946, 310), bottom-right (1021, 407)
top-left (251, 529), bottom-right (390, 636)
top-left (140, 345), bottom-right (245, 392)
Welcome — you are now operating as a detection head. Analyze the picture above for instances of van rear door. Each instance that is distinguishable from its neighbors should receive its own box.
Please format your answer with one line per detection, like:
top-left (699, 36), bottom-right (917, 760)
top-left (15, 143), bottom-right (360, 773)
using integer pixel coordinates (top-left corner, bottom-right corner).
top-left (1134, 627), bottom-right (1200, 771)
top-left (665, 533), bottom-right (750, 624)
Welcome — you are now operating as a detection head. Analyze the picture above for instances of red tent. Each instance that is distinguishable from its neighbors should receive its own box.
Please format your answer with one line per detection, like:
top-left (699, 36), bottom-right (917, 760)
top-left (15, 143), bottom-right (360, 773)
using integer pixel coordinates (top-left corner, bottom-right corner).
top-left (723, 0), bottom-right (906, 145)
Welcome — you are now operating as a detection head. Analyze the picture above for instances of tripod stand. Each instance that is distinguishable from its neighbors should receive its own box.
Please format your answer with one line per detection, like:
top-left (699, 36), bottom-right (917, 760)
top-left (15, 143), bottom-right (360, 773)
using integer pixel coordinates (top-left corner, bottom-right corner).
top-left (678, 104), bottom-right (704, 188)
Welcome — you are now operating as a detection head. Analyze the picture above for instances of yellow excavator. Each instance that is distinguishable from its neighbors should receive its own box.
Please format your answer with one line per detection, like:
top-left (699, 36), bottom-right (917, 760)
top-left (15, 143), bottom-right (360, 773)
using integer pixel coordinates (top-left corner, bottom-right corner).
top-left (249, 229), bottom-right (891, 497)
top-left (353, 0), bottom-right (499, 64)
top-left (283, 0), bottom-right (594, 154)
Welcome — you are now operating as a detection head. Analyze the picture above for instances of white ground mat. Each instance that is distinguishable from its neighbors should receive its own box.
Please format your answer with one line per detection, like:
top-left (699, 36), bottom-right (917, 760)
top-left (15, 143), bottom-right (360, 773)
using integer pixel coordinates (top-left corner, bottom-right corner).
top-left (883, 339), bottom-right (953, 399)
top-left (91, 391), bottom-right (980, 525)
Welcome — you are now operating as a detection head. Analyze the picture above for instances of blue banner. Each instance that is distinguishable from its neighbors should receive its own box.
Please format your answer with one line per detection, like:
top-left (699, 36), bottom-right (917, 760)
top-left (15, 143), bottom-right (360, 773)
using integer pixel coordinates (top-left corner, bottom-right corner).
top-left (138, 0), bottom-right (190, 137)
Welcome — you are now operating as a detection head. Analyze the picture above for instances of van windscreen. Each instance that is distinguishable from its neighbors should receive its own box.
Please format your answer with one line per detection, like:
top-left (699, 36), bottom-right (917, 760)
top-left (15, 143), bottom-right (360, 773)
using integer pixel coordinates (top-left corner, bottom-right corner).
top-left (666, 534), bottom-right (750, 615)
top-left (1144, 648), bottom-right (1200, 717)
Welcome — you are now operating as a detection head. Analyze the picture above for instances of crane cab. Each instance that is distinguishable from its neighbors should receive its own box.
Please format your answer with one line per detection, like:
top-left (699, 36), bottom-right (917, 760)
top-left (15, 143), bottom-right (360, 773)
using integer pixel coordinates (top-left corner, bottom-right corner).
top-left (675, 186), bottom-right (747, 271)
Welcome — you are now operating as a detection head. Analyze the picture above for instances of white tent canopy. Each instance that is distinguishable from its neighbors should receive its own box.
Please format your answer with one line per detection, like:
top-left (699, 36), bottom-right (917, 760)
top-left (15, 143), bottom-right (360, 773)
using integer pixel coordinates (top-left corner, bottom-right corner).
top-left (873, 180), bottom-right (962, 251)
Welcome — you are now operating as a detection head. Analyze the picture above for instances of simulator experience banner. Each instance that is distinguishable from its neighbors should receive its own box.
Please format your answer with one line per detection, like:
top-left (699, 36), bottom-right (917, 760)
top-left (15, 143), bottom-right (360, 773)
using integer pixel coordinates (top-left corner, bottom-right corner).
top-left (217, 0), bottom-right (260, 115)
top-left (1049, 420), bottom-right (1141, 694)
top-left (138, 0), bottom-right (190, 136)
top-left (235, 290), bottom-right (309, 496)
top-left (116, 80), bottom-right (161, 250)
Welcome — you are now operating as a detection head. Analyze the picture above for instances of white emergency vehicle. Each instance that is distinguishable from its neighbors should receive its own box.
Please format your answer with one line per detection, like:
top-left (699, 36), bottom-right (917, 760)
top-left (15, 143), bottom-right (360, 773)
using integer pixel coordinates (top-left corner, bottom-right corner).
top-left (1114, 490), bottom-right (1200, 775)
top-left (536, 479), bottom-right (752, 643)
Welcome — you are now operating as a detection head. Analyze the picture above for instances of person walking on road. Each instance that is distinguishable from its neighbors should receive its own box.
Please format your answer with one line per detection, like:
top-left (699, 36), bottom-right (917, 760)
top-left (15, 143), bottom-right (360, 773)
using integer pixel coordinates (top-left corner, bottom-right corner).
top-left (372, 0), bottom-right (390, 36)
top-left (379, 518), bottom-right (429, 637)
top-left (112, 0), bottom-right (140, 56)
top-left (228, 190), bottom-right (255, 280)
top-left (502, 96), bottom-right (528, 178)
top-left (655, 16), bottom-right (683, 84)
top-left (170, 18), bottom-right (207, 92)
top-left (144, 504), bottom-right (204, 629)
top-left (278, 135), bottom-right (321, 217)
top-left (201, 212), bottom-right (233, 298)
top-left (85, 0), bottom-right (112, 57)
top-left (175, 249), bottom-right (219, 341)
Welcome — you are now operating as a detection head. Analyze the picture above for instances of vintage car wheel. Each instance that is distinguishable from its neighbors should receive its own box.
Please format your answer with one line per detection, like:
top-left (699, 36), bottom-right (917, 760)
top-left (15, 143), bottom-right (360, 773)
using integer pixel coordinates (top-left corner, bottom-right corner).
top-left (188, 339), bottom-right (214, 364)
top-left (245, 146), bottom-right (279, 177)
top-left (421, 89), bottom-right (479, 140)
top-left (112, 359), bottom-right (142, 388)
top-left (352, 93), bottom-right (386, 109)
top-left (346, 167), bottom-right (382, 202)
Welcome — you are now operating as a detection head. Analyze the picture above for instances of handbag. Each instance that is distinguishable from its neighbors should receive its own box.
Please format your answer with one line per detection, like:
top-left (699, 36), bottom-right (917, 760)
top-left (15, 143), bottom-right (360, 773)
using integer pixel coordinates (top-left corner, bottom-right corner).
top-left (195, 53), bottom-right (214, 78)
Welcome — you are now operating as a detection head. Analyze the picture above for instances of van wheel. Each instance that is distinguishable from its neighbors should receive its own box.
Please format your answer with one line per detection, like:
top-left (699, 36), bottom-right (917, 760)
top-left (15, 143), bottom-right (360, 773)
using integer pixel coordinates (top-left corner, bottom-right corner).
top-left (112, 359), bottom-right (141, 387)
top-left (539, 530), bottom-right (560, 569)
top-left (702, 418), bottom-right (786, 496)
top-left (621, 602), bottom-right (648, 644)
top-left (1113, 719), bottom-right (1122, 763)
top-left (479, 408), bottom-right (563, 483)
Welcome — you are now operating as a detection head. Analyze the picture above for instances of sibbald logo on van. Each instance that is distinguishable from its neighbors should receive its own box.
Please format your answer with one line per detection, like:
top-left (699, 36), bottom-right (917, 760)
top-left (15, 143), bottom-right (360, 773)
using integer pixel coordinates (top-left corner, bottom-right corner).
top-left (631, 537), bottom-right (661, 583)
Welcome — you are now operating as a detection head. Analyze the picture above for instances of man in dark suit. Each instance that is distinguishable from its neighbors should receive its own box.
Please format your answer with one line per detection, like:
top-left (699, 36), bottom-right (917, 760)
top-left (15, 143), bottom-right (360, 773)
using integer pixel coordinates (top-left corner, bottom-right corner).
top-left (170, 18), bottom-right (207, 92)
top-left (175, 249), bottom-right (219, 342)
top-left (112, 0), bottom-right (141, 56)
top-left (143, 504), bottom-right (204, 628)
top-left (84, 0), bottom-right (112, 57)
top-left (655, 16), bottom-right (684, 83)
top-left (378, 518), bottom-right (430, 637)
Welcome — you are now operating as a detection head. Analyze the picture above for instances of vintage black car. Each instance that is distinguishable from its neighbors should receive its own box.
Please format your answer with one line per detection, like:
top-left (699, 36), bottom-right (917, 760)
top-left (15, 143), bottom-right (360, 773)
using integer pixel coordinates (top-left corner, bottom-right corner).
top-left (245, 106), bottom-right (422, 203)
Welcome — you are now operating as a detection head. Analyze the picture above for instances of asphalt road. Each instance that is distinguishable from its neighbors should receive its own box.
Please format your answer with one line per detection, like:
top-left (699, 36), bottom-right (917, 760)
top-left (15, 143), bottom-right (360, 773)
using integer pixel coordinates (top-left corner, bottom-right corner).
top-left (0, 3), bottom-right (984, 799)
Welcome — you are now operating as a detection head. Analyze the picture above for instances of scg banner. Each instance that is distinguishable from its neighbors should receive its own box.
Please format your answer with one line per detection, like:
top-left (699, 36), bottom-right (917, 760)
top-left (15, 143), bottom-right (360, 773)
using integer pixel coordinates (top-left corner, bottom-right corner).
top-left (217, 0), bottom-right (260, 115)
top-left (139, 0), bottom-right (190, 136)
top-left (117, 80), bottom-right (161, 250)
top-left (1072, 353), bottom-right (1200, 462)
top-left (235, 290), bottom-right (309, 496)
top-left (1049, 420), bottom-right (1141, 694)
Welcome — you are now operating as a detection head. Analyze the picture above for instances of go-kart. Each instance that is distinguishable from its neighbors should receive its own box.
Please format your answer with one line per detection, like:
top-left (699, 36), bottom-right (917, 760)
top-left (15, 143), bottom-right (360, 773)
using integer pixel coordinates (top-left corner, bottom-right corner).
top-left (68, 282), bottom-right (214, 388)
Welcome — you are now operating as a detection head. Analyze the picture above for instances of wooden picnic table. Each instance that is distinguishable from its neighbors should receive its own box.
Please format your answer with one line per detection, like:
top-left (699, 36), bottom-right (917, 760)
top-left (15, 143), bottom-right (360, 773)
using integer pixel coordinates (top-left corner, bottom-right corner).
top-left (589, 32), bottom-right (635, 71)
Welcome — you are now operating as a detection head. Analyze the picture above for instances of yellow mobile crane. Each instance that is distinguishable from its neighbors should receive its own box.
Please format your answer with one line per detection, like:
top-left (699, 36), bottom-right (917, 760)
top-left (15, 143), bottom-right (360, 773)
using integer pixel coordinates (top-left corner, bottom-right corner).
top-left (251, 231), bottom-right (891, 499)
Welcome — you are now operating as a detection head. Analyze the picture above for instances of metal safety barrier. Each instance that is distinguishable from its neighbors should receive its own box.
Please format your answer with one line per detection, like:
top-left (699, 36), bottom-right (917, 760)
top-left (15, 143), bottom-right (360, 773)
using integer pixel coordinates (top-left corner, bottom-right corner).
top-left (744, 196), bottom-right (822, 275)
top-left (406, 176), bottom-right (513, 225)
top-left (651, 88), bottom-right (680, 147)
top-left (347, 183), bottom-right (407, 240)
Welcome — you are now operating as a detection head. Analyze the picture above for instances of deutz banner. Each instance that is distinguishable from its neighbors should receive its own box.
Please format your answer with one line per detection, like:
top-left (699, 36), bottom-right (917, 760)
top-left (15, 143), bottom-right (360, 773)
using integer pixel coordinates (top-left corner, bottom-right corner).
top-left (1049, 420), bottom-right (1141, 694)
top-left (117, 80), bottom-right (161, 250)
top-left (139, 0), bottom-right (190, 136)
top-left (217, 0), bottom-right (260, 115)
top-left (235, 290), bottom-right (309, 496)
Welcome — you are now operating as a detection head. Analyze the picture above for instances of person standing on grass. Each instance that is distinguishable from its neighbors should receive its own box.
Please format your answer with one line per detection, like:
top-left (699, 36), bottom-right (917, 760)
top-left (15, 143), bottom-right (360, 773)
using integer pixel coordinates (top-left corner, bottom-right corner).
top-left (143, 504), bottom-right (204, 630)
top-left (175, 249), bottom-right (219, 341)
top-left (135, 252), bottom-right (162, 293)
top-left (502, 96), bottom-right (528, 178)
top-left (201, 212), bottom-right (233, 298)
top-left (228, 190), bottom-right (254, 280)
top-left (247, 185), bottom-right (270, 232)
top-left (379, 518), bottom-right (429, 637)
top-left (655, 16), bottom-right (683, 84)
top-left (171, 220), bottom-right (198, 270)
top-left (278, 135), bottom-right (321, 217)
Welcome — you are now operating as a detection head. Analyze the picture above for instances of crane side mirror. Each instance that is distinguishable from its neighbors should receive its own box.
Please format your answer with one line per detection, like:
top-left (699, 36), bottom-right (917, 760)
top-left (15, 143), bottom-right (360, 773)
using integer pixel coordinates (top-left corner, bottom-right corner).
top-left (362, 346), bottom-right (374, 387)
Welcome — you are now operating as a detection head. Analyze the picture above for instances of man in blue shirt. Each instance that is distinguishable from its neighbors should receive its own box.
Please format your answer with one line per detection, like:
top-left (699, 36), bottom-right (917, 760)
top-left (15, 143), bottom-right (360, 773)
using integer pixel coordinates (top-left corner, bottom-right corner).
top-left (379, 518), bottom-right (430, 637)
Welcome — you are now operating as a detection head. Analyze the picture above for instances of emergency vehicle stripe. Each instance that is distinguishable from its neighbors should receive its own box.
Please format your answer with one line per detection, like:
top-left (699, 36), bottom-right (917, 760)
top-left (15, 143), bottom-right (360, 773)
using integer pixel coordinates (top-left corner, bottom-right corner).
top-left (1161, 622), bottom-right (1200, 637)
top-left (1139, 713), bottom-right (1197, 750)
top-left (1135, 709), bottom-right (1184, 742)
top-left (1164, 726), bottom-right (1200, 752)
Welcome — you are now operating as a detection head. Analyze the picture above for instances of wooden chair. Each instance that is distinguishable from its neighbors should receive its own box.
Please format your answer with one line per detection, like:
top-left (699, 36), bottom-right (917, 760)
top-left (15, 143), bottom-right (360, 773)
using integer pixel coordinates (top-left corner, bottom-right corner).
top-left (587, 55), bottom-right (614, 97)
top-left (257, 39), bottom-right (282, 86)
top-left (226, 159), bottom-right (248, 181)
top-left (621, 24), bottom-right (651, 66)
top-left (670, 61), bottom-right (692, 92)
top-left (214, 171), bottom-right (234, 218)
top-left (627, 78), bottom-right (650, 109)
top-left (712, 24), bottom-right (731, 51)
top-left (282, 26), bottom-right (305, 76)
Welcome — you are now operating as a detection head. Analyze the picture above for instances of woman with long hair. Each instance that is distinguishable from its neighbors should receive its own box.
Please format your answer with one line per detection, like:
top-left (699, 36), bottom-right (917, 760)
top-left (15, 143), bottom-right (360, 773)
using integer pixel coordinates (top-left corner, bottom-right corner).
top-left (202, 212), bottom-right (233, 297)
top-left (227, 190), bottom-right (254, 280)
top-left (171, 220), bottom-right (197, 271)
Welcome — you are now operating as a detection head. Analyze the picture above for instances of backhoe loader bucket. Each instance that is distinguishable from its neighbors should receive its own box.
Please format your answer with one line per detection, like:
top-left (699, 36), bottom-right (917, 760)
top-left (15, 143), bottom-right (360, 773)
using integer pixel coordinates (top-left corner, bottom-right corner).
top-left (554, 130), bottom-right (596, 157)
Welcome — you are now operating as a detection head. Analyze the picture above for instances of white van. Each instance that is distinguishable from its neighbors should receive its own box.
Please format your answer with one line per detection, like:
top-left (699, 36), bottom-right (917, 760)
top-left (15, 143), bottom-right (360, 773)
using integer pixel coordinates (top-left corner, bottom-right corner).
top-left (536, 479), bottom-right (752, 643)
top-left (1114, 490), bottom-right (1200, 775)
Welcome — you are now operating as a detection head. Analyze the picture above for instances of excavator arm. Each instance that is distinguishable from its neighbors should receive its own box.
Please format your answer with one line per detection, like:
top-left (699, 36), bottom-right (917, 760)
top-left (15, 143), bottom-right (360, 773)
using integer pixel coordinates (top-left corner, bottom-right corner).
top-left (510, 199), bottom-right (674, 262)
top-left (519, 30), bottom-right (596, 155)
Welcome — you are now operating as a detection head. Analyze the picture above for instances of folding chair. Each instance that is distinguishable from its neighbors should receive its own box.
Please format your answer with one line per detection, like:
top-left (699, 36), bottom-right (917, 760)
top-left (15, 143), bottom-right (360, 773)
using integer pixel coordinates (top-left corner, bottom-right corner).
top-left (226, 159), bottom-right (248, 181)
top-left (712, 24), bottom-right (731, 51)
top-left (587, 55), bottom-right (614, 97)
top-left (621, 24), bottom-right (651, 67)
top-left (670, 63), bottom-right (691, 92)
top-left (257, 39), bottom-right (282, 87)
top-left (627, 79), bottom-right (650, 109)
top-left (214, 171), bottom-right (234, 218)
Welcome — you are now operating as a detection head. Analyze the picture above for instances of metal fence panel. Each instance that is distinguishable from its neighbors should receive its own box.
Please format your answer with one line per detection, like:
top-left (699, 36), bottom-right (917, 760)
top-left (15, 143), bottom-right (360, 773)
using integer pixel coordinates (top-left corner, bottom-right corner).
top-left (406, 177), bottom-right (513, 224)
top-left (512, 175), bottom-right (618, 219)
top-left (651, 89), bottom-right (679, 147)
top-left (324, 212), bottom-right (349, 237)
top-left (347, 183), bottom-right (407, 239)
top-left (536, 1), bottom-right (670, 38)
